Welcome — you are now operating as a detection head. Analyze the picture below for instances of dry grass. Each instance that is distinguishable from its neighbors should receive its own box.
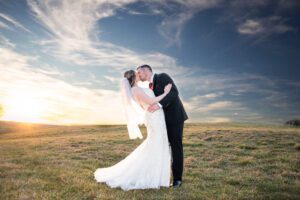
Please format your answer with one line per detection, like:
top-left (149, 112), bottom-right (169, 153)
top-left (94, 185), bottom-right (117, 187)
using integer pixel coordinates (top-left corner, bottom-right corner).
top-left (0, 121), bottom-right (299, 199)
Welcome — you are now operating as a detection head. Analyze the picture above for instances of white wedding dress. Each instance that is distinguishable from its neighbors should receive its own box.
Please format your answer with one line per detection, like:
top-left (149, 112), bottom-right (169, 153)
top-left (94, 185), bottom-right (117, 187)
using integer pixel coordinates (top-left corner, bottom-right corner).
top-left (94, 88), bottom-right (171, 190)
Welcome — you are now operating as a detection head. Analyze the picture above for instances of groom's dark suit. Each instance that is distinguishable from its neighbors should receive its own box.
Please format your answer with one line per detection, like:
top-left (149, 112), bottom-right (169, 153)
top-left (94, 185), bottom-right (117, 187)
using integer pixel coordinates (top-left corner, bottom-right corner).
top-left (152, 73), bottom-right (188, 182)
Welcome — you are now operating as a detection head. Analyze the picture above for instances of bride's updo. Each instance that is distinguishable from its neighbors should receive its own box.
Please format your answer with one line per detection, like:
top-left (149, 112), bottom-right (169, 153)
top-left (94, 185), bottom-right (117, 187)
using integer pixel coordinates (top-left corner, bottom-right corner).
top-left (124, 70), bottom-right (136, 87)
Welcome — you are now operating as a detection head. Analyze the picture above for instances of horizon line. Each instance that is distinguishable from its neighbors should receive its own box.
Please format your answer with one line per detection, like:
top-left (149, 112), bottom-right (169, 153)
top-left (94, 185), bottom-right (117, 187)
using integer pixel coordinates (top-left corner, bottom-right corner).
top-left (0, 119), bottom-right (291, 127)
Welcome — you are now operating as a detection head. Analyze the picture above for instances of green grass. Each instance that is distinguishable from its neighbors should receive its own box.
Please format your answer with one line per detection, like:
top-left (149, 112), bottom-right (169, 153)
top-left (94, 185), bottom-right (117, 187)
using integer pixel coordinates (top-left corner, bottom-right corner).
top-left (0, 121), bottom-right (300, 199)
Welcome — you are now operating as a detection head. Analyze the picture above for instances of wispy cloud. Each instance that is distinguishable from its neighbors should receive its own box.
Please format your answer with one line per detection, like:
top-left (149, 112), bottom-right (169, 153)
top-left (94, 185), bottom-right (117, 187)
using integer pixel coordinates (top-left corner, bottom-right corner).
top-left (238, 16), bottom-right (295, 36)
top-left (203, 117), bottom-right (231, 123)
top-left (27, 0), bottom-right (192, 75)
top-left (0, 21), bottom-right (11, 30)
top-left (229, 0), bottom-right (271, 8)
top-left (0, 34), bottom-right (15, 47)
top-left (0, 12), bottom-right (31, 33)
top-left (155, 0), bottom-right (223, 46)
top-left (203, 92), bottom-right (224, 99)
top-left (198, 101), bottom-right (239, 112)
top-left (184, 94), bottom-right (244, 113)
top-left (218, 0), bottom-right (297, 43)
top-left (278, 0), bottom-right (300, 10)
top-left (27, 0), bottom-right (139, 66)
top-left (180, 70), bottom-right (300, 123)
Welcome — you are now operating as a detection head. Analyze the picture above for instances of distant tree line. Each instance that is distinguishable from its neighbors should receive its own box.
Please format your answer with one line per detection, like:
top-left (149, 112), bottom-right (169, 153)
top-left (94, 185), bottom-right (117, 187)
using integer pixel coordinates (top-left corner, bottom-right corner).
top-left (285, 119), bottom-right (300, 127)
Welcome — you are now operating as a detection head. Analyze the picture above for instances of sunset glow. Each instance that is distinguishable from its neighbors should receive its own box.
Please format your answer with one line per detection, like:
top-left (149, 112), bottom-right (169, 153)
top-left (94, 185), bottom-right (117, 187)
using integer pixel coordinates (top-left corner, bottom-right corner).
top-left (2, 89), bottom-right (46, 123)
top-left (0, 0), bottom-right (299, 125)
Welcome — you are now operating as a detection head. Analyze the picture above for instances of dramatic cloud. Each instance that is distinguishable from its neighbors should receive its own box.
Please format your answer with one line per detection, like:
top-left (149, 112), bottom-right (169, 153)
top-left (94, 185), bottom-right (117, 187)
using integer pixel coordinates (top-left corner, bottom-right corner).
top-left (27, 0), bottom-right (192, 75)
top-left (0, 0), bottom-right (298, 125)
top-left (27, 0), bottom-right (136, 66)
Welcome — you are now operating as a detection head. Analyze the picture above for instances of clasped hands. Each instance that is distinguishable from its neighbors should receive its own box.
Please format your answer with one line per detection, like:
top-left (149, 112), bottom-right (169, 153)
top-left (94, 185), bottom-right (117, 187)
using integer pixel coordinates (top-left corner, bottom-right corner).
top-left (147, 104), bottom-right (160, 113)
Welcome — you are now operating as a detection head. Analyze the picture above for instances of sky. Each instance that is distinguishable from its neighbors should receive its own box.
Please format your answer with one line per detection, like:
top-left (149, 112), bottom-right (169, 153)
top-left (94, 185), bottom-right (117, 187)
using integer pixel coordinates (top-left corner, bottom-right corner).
top-left (0, 0), bottom-right (299, 125)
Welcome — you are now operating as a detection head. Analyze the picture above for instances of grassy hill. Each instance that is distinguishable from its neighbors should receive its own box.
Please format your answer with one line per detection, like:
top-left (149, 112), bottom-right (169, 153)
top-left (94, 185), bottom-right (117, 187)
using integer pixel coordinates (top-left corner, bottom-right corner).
top-left (0, 121), bottom-right (299, 199)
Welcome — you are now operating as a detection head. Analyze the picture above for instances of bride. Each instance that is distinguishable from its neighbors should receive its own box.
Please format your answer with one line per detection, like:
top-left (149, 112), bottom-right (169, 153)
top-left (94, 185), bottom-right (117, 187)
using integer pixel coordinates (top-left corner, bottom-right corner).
top-left (94, 70), bottom-right (172, 190)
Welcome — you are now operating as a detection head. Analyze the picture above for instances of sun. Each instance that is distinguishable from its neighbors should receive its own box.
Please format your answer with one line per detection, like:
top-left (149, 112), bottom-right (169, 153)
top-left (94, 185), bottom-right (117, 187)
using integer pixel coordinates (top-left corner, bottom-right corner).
top-left (2, 89), bottom-right (46, 123)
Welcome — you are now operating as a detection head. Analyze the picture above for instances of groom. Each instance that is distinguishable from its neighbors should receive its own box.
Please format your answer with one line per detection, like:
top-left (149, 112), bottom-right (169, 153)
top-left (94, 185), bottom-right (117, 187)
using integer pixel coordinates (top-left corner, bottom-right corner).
top-left (136, 64), bottom-right (188, 187)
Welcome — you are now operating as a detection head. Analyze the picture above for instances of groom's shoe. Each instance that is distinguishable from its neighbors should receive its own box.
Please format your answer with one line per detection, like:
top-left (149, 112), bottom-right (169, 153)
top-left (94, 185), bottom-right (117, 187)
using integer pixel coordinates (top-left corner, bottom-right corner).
top-left (171, 180), bottom-right (182, 188)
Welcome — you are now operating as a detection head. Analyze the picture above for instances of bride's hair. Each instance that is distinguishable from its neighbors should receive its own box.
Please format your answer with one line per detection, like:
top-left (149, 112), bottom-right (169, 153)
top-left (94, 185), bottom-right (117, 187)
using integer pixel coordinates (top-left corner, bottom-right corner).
top-left (124, 70), bottom-right (136, 87)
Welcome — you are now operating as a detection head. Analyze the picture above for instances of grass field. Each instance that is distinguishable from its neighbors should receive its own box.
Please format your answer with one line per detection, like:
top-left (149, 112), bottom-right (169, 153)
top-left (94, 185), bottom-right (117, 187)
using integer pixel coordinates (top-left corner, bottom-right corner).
top-left (0, 121), bottom-right (299, 199)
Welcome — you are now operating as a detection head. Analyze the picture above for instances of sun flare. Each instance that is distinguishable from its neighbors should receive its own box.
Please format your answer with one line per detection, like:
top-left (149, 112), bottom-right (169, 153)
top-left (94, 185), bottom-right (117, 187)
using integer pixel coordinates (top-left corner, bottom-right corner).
top-left (2, 90), bottom-right (46, 123)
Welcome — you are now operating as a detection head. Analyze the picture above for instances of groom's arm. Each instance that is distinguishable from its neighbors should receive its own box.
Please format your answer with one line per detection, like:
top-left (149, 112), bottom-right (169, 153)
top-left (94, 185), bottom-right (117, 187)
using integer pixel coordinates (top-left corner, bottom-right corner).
top-left (148, 73), bottom-right (179, 112)
top-left (158, 73), bottom-right (179, 108)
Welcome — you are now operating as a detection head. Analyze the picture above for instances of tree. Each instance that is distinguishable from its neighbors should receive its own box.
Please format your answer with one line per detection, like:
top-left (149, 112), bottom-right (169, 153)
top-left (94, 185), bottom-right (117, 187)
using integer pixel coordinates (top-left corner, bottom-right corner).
top-left (285, 119), bottom-right (300, 127)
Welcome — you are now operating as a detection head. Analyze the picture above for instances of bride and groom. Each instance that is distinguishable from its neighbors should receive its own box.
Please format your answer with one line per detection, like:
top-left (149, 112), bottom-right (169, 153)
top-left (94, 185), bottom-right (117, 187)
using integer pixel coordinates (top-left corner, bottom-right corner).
top-left (94, 65), bottom-right (188, 190)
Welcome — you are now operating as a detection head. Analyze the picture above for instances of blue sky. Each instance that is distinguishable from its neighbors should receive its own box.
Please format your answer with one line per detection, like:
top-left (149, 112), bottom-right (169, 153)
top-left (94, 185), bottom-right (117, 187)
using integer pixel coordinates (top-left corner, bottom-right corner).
top-left (0, 0), bottom-right (299, 125)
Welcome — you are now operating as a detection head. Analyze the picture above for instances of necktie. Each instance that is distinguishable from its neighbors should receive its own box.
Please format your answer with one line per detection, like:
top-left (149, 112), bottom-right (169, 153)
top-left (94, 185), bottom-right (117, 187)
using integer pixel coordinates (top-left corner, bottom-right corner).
top-left (149, 82), bottom-right (154, 90)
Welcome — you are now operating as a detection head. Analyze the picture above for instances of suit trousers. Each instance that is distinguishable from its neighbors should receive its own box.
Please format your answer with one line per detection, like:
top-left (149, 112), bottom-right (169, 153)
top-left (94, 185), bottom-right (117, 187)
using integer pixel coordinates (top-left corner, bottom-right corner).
top-left (166, 122), bottom-right (184, 181)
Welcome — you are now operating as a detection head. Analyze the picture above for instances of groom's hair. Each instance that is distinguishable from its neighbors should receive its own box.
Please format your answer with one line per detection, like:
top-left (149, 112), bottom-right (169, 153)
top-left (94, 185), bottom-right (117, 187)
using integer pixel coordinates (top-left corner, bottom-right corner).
top-left (137, 64), bottom-right (152, 72)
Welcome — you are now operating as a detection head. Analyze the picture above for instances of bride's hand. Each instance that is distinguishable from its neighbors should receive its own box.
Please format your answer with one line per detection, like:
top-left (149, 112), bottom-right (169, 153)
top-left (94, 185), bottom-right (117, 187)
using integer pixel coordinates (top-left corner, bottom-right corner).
top-left (164, 83), bottom-right (172, 94)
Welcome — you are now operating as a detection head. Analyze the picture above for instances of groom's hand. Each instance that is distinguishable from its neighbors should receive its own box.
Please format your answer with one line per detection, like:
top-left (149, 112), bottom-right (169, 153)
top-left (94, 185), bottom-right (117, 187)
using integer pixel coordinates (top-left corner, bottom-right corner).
top-left (148, 104), bottom-right (160, 113)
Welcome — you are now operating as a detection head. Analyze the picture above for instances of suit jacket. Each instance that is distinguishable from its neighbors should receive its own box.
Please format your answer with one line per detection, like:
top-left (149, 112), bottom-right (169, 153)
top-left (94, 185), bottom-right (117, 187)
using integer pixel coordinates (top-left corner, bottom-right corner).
top-left (152, 73), bottom-right (188, 125)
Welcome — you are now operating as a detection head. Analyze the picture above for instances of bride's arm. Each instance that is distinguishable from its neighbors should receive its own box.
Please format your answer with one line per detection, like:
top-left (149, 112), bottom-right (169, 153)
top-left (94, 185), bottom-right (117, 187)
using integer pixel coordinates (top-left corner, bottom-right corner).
top-left (132, 84), bottom-right (172, 105)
